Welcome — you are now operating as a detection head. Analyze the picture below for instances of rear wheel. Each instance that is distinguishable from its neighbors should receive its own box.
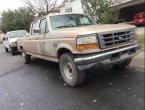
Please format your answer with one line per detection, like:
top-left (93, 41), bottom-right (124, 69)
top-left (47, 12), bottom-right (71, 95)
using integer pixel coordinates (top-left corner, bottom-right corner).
top-left (22, 49), bottom-right (31, 64)
top-left (59, 53), bottom-right (86, 87)
top-left (113, 58), bottom-right (132, 69)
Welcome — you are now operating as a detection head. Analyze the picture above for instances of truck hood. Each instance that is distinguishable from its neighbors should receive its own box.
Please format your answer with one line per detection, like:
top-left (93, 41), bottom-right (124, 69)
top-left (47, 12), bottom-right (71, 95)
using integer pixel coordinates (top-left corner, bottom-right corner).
top-left (53, 24), bottom-right (136, 37)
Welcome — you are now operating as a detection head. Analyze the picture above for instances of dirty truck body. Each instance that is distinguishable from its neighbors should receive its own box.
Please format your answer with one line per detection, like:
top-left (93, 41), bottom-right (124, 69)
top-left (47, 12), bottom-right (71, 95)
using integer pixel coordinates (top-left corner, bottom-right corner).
top-left (17, 13), bottom-right (140, 87)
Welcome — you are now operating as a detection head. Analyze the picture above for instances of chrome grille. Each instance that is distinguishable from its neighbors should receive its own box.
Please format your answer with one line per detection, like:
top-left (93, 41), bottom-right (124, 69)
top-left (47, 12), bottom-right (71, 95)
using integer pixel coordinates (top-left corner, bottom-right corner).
top-left (98, 29), bottom-right (136, 49)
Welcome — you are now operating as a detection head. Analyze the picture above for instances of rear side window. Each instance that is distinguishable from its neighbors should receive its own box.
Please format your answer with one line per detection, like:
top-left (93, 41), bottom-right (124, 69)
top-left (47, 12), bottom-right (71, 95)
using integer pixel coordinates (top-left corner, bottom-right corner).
top-left (39, 19), bottom-right (48, 34)
top-left (31, 22), bottom-right (38, 36)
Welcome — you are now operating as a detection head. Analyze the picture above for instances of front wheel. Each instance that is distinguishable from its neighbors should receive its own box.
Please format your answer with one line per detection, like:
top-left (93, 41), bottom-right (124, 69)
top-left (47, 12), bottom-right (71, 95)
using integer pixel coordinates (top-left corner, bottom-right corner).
top-left (59, 53), bottom-right (86, 87)
top-left (10, 46), bottom-right (16, 56)
top-left (22, 49), bottom-right (31, 64)
top-left (113, 58), bottom-right (132, 69)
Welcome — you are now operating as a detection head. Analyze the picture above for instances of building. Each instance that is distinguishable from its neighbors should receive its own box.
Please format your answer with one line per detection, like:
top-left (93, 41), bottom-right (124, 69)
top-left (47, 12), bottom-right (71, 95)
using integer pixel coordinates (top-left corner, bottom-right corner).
top-left (59, 0), bottom-right (83, 13)
top-left (59, 0), bottom-right (145, 22)
top-left (118, 0), bottom-right (145, 22)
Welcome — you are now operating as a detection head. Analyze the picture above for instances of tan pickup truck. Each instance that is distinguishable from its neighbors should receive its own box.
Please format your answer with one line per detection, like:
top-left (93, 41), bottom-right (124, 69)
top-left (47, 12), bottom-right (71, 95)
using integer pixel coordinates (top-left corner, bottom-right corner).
top-left (17, 13), bottom-right (140, 87)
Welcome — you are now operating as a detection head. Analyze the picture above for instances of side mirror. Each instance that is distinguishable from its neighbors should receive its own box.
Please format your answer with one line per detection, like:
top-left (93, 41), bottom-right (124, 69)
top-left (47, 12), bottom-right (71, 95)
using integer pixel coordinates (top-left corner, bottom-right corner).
top-left (33, 28), bottom-right (41, 34)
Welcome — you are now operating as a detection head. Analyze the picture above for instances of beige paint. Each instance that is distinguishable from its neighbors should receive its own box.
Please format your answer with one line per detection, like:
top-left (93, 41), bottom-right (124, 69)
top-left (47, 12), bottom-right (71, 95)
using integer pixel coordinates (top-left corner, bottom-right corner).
top-left (17, 13), bottom-right (137, 62)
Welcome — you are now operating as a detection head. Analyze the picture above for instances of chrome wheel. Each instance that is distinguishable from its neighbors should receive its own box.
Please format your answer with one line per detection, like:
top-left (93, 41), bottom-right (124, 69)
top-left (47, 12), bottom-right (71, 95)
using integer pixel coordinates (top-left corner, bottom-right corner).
top-left (59, 53), bottom-right (86, 87)
top-left (63, 61), bottom-right (73, 80)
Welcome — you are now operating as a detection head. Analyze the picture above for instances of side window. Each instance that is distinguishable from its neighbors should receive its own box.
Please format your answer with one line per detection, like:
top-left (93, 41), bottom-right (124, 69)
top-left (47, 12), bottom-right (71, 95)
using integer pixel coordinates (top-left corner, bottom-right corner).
top-left (31, 22), bottom-right (38, 36)
top-left (39, 19), bottom-right (48, 34)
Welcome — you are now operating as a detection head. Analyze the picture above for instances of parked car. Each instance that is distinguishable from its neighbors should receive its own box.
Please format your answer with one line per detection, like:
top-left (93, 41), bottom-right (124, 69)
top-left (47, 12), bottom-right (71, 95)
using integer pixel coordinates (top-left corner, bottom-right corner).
top-left (133, 11), bottom-right (145, 26)
top-left (3, 30), bottom-right (29, 55)
top-left (17, 13), bottom-right (140, 87)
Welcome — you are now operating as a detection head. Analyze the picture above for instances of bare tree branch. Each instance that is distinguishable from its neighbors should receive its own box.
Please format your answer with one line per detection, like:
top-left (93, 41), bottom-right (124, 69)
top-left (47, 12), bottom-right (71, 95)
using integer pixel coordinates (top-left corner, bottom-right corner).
top-left (23, 0), bottom-right (57, 17)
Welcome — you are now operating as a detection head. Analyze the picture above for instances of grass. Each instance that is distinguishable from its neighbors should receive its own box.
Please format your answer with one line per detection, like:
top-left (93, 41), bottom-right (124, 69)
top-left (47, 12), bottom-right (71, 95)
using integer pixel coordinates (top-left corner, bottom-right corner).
top-left (137, 35), bottom-right (144, 51)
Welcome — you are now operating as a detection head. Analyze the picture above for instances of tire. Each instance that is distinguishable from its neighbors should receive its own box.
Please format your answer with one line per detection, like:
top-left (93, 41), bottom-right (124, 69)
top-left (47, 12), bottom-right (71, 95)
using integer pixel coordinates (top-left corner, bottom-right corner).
top-left (22, 49), bottom-right (31, 64)
top-left (113, 58), bottom-right (132, 69)
top-left (10, 47), bottom-right (15, 56)
top-left (4, 47), bottom-right (9, 53)
top-left (59, 53), bottom-right (86, 87)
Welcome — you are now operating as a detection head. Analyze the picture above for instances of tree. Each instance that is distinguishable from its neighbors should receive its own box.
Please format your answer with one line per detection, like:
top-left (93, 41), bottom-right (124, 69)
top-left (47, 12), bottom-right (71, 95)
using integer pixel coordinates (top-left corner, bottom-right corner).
top-left (82, 0), bottom-right (120, 24)
top-left (24, 0), bottom-right (57, 16)
top-left (0, 7), bottom-right (34, 33)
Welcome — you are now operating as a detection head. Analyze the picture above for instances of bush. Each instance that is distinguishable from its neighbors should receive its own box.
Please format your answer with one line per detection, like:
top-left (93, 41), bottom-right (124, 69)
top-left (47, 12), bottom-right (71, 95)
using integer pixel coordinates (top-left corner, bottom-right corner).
top-left (0, 7), bottom-right (34, 33)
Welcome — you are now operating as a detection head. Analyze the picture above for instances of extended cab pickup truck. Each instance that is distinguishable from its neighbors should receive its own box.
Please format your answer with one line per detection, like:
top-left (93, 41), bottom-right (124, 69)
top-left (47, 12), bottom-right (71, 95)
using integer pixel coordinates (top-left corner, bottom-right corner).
top-left (17, 13), bottom-right (140, 87)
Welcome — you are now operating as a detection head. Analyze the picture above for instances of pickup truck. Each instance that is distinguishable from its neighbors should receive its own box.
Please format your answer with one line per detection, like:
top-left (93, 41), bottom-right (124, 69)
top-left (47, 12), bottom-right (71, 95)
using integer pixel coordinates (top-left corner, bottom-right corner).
top-left (17, 13), bottom-right (140, 87)
top-left (3, 30), bottom-right (29, 55)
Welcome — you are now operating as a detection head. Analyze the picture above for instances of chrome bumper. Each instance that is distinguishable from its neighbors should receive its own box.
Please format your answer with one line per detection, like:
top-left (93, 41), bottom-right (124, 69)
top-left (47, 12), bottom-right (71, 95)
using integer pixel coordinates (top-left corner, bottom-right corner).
top-left (74, 44), bottom-right (141, 70)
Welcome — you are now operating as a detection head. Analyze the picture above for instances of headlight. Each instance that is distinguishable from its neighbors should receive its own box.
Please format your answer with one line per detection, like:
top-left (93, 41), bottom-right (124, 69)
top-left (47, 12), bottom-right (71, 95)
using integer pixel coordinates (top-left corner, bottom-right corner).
top-left (76, 34), bottom-right (98, 50)
top-left (11, 41), bottom-right (17, 45)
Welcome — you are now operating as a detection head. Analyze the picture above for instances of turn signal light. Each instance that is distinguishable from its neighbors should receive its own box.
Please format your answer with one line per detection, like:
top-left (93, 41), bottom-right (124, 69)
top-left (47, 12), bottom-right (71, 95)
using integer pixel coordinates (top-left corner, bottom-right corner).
top-left (77, 43), bottom-right (97, 50)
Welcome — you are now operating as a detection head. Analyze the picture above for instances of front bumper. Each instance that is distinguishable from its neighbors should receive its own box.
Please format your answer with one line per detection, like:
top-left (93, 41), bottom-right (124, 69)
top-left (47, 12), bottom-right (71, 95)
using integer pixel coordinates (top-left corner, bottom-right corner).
top-left (74, 44), bottom-right (141, 70)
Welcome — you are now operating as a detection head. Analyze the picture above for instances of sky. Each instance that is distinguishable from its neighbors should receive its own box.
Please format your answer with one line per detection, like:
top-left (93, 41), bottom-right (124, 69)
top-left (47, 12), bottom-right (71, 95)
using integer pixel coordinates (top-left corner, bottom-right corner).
top-left (0, 0), bottom-right (62, 14)
top-left (0, 0), bottom-right (25, 13)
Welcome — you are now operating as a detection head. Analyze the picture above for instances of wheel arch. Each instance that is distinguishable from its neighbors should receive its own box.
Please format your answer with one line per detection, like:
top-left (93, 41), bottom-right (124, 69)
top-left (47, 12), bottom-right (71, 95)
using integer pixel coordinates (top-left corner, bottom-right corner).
top-left (20, 45), bottom-right (23, 50)
top-left (56, 43), bottom-right (75, 59)
top-left (57, 48), bottom-right (73, 59)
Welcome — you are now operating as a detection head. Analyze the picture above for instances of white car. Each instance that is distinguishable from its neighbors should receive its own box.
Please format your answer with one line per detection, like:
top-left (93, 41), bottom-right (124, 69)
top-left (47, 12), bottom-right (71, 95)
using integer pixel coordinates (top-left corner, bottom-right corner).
top-left (3, 30), bottom-right (29, 55)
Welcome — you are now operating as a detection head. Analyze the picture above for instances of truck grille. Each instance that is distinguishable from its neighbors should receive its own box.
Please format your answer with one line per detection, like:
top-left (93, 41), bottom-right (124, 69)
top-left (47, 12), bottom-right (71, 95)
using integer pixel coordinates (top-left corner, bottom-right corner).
top-left (98, 29), bottom-right (136, 49)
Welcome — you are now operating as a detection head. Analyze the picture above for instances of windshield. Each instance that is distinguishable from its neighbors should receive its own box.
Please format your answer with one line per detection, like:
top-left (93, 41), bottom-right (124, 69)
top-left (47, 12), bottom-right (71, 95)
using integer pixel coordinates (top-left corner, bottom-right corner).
top-left (7, 30), bottom-right (28, 38)
top-left (49, 14), bottom-right (96, 30)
